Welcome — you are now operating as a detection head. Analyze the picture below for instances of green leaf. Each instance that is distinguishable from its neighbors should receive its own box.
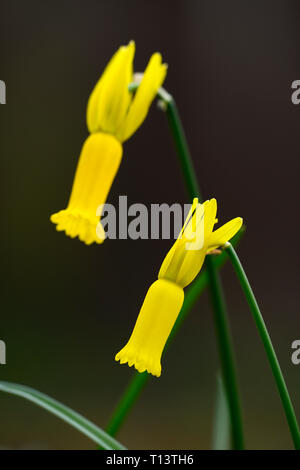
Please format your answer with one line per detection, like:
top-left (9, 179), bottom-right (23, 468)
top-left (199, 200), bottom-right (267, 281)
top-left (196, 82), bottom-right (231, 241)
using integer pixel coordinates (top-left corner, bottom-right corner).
top-left (0, 381), bottom-right (126, 450)
top-left (212, 373), bottom-right (231, 450)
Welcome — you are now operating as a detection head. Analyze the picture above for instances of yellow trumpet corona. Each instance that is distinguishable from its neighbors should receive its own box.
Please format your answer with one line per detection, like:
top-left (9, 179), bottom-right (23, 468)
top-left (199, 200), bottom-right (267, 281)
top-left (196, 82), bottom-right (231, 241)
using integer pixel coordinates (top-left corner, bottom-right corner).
top-left (51, 41), bottom-right (167, 245)
top-left (115, 198), bottom-right (243, 377)
top-left (116, 279), bottom-right (184, 377)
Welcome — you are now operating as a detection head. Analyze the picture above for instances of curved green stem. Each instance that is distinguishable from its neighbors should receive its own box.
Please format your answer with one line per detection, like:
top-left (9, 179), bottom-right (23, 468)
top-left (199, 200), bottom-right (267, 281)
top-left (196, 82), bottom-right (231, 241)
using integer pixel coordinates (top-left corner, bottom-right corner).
top-left (226, 243), bottom-right (300, 449)
top-left (156, 88), bottom-right (202, 201)
top-left (107, 372), bottom-right (148, 437)
top-left (159, 90), bottom-right (244, 449)
top-left (113, 83), bottom-right (245, 449)
top-left (206, 260), bottom-right (244, 449)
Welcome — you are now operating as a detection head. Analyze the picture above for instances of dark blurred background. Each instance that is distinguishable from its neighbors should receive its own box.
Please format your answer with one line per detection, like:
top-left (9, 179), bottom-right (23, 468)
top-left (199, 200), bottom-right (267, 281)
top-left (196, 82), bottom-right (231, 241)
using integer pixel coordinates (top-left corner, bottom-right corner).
top-left (1, 0), bottom-right (300, 450)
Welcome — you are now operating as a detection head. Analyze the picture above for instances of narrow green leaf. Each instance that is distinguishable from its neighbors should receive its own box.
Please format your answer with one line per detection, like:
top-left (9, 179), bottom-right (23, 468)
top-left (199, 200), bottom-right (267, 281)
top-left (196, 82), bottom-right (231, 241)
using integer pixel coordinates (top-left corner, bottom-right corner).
top-left (0, 381), bottom-right (126, 450)
top-left (212, 373), bottom-right (231, 450)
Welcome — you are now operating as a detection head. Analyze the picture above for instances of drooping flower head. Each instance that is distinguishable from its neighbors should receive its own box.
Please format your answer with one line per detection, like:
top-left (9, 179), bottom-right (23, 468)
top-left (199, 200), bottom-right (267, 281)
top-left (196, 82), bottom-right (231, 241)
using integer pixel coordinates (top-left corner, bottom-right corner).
top-left (115, 198), bottom-right (243, 377)
top-left (51, 41), bottom-right (167, 244)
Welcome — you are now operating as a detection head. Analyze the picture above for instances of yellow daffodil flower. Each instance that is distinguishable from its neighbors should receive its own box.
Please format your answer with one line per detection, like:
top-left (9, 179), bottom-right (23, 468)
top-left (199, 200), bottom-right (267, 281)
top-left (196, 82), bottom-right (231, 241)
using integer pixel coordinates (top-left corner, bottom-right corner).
top-left (115, 198), bottom-right (243, 377)
top-left (51, 41), bottom-right (167, 245)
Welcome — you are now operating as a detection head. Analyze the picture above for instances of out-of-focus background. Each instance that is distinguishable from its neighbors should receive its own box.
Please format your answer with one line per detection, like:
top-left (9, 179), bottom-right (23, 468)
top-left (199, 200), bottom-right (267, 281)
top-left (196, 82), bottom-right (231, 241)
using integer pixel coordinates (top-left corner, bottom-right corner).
top-left (1, 0), bottom-right (300, 450)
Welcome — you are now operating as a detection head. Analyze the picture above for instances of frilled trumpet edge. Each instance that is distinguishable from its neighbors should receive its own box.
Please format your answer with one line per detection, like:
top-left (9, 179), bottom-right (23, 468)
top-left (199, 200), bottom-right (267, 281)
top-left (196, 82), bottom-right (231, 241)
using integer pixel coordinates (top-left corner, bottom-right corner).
top-left (115, 279), bottom-right (184, 377)
top-left (115, 344), bottom-right (162, 377)
top-left (50, 209), bottom-right (105, 245)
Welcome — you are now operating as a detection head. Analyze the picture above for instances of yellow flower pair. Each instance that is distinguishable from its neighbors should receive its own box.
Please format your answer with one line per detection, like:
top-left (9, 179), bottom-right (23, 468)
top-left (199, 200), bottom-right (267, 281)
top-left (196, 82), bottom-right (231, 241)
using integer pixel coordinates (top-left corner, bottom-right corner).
top-left (115, 198), bottom-right (242, 376)
top-left (50, 41), bottom-right (243, 377)
top-left (51, 41), bottom-right (167, 244)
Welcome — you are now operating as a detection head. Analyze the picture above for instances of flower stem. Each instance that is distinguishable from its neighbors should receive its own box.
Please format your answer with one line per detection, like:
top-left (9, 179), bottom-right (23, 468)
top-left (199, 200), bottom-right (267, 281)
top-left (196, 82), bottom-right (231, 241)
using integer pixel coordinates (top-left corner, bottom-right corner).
top-left (206, 259), bottom-right (244, 449)
top-left (226, 243), bottom-right (300, 449)
top-left (110, 83), bottom-right (245, 448)
top-left (159, 90), bottom-right (244, 449)
top-left (106, 372), bottom-right (149, 437)
top-left (157, 88), bottom-right (202, 201)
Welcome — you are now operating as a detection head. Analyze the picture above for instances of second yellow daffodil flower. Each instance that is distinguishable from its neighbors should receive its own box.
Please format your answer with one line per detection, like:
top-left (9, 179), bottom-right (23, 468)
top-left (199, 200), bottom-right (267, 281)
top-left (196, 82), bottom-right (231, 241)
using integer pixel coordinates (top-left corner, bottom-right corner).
top-left (51, 41), bottom-right (167, 245)
top-left (115, 198), bottom-right (243, 377)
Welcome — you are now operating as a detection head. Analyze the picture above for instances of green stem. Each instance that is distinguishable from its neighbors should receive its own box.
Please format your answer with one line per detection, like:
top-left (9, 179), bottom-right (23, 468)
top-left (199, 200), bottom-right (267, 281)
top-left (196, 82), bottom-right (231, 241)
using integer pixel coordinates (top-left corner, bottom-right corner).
top-left (206, 260), bottom-right (244, 449)
top-left (111, 83), bottom-right (244, 448)
top-left (157, 88), bottom-right (202, 201)
top-left (107, 372), bottom-right (148, 437)
top-left (226, 243), bottom-right (300, 449)
top-left (160, 91), bottom-right (244, 449)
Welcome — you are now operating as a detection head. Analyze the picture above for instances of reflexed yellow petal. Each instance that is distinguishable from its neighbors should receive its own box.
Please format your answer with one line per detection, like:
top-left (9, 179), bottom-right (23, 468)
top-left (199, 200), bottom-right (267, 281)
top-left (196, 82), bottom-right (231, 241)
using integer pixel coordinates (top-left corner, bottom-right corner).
top-left (158, 239), bottom-right (187, 285)
top-left (176, 249), bottom-right (206, 289)
top-left (50, 132), bottom-right (122, 245)
top-left (87, 41), bottom-right (135, 134)
top-left (175, 201), bottom-right (212, 287)
top-left (86, 47), bottom-right (121, 133)
top-left (180, 198), bottom-right (199, 237)
top-left (158, 198), bottom-right (199, 281)
top-left (203, 198), bottom-right (217, 239)
top-left (158, 199), bottom-right (207, 287)
top-left (183, 202), bottom-right (205, 249)
top-left (208, 217), bottom-right (243, 251)
top-left (115, 279), bottom-right (184, 377)
top-left (117, 52), bottom-right (167, 142)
